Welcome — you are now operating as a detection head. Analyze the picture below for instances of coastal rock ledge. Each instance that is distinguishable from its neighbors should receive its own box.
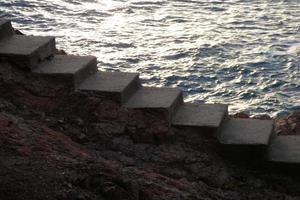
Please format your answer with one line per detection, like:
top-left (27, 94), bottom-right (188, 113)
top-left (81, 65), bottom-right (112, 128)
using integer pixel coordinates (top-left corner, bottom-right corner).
top-left (1, 57), bottom-right (300, 200)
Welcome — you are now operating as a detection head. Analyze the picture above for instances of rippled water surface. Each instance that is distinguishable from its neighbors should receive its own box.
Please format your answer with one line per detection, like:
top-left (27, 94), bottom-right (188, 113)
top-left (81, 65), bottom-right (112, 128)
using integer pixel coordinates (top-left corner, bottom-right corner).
top-left (1, 0), bottom-right (300, 116)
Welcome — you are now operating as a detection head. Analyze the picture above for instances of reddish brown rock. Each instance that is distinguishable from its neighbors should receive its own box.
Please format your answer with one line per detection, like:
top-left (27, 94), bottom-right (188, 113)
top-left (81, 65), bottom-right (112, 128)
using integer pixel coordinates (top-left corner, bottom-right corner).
top-left (0, 112), bottom-right (92, 163)
top-left (1, 61), bottom-right (300, 200)
top-left (252, 114), bottom-right (272, 120)
top-left (14, 89), bottom-right (60, 109)
top-left (275, 111), bottom-right (300, 135)
top-left (232, 112), bottom-right (250, 118)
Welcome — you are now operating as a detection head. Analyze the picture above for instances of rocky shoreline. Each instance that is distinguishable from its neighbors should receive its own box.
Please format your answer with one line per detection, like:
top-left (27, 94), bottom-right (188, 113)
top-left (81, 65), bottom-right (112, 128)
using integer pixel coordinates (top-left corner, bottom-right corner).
top-left (0, 57), bottom-right (300, 199)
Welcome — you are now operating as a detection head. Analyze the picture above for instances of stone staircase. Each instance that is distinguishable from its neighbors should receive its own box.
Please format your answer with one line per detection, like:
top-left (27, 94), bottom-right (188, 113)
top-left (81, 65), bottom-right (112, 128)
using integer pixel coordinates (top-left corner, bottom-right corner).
top-left (0, 19), bottom-right (297, 166)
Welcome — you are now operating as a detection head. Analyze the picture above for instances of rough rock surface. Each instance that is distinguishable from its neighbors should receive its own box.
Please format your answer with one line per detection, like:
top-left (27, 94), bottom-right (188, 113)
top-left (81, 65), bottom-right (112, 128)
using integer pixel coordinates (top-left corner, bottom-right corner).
top-left (275, 112), bottom-right (300, 135)
top-left (1, 61), bottom-right (300, 200)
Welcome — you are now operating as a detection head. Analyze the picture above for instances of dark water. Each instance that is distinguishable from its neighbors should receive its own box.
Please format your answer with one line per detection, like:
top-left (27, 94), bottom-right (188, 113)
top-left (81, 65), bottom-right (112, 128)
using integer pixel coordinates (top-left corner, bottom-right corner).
top-left (1, 0), bottom-right (299, 116)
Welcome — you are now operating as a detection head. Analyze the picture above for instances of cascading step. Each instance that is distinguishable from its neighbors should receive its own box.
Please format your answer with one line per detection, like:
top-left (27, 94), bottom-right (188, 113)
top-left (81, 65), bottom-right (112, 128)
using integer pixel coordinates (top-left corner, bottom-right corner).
top-left (124, 87), bottom-right (183, 119)
top-left (172, 103), bottom-right (228, 129)
top-left (0, 35), bottom-right (55, 68)
top-left (78, 71), bottom-right (140, 103)
top-left (218, 118), bottom-right (274, 155)
top-left (267, 135), bottom-right (300, 165)
top-left (0, 19), bottom-right (14, 39)
top-left (33, 55), bottom-right (97, 87)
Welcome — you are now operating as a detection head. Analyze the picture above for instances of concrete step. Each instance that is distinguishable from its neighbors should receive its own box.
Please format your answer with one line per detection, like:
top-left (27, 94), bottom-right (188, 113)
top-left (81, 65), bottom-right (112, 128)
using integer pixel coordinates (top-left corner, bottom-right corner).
top-left (78, 71), bottom-right (140, 103)
top-left (0, 19), bottom-right (14, 39)
top-left (33, 55), bottom-right (97, 87)
top-left (0, 35), bottom-right (55, 68)
top-left (218, 118), bottom-right (274, 154)
top-left (172, 103), bottom-right (228, 129)
top-left (124, 87), bottom-right (183, 120)
top-left (267, 135), bottom-right (300, 165)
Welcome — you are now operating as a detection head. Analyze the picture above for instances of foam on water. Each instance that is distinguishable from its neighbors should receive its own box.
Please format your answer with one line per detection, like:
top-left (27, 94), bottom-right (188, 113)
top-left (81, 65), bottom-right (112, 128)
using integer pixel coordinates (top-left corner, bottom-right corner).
top-left (0, 0), bottom-right (299, 117)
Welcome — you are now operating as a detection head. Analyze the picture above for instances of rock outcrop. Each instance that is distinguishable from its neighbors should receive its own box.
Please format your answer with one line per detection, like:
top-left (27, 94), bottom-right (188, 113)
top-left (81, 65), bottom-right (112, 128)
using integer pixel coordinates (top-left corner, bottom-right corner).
top-left (1, 60), bottom-right (300, 200)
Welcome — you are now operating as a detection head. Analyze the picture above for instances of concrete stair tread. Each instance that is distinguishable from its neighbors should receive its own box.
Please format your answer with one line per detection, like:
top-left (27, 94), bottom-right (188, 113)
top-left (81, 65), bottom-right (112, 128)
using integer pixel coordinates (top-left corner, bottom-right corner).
top-left (172, 103), bottom-right (228, 128)
top-left (268, 135), bottom-right (300, 164)
top-left (0, 19), bottom-right (7, 26)
top-left (0, 19), bottom-right (14, 39)
top-left (0, 19), bottom-right (10, 27)
top-left (219, 118), bottom-right (273, 146)
top-left (33, 55), bottom-right (97, 87)
top-left (33, 55), bottom-right (96, 75)
top-left (78, 71), bottom-right (139, 92)
top-left (124, 87), bottom-right (182, 109)
top-left (0, 34), bottom-right (55, 68)
top-left (0, 34), bottom-right (54, 55)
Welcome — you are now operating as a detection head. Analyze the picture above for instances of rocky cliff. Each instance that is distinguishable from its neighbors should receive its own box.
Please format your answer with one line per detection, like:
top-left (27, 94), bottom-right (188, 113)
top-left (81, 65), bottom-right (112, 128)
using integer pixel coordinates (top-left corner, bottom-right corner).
top-left (0, 58), bottom-right (300, 200)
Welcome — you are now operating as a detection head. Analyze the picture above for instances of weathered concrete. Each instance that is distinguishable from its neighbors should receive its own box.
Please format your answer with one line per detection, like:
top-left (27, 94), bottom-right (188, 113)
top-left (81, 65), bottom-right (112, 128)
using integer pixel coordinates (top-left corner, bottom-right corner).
top-left (218, 118), bottom-right (273, 146)
top-left (172, 103), bottom-right (228, 128)
top-left (0, 35), bottom-right (55, 68)
top-left (268, 135), bottom-right (300, 164)
top-left (78, 71), bottom-right (140, 103)
top-left (0, 19), bottom-right (14, 39)
top-left (33, 55), bottom-right (97, 87)
top-left (124, 87), bottom-right (183, 119)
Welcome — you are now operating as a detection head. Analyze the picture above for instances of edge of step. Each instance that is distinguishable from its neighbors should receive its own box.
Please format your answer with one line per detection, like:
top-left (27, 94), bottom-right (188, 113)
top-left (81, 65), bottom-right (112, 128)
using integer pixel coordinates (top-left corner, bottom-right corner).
top-left (267, 135), bottom-right (300, 165)
top-left (216, 118), bottom-right (274, 158)
top-left (0, 19), bottom-right (14, 39)
top-left (219, 118), bottom-right (274, 146)
top-left (33, 55), bottom-right (98, 87)
top-left (124, 86), bottom-right (183, 120)
top-left (218, 118), bottom-right (274, 146)
top-left (78, 71), bottom-right (141, 104)
top-left (172, 103), bottom-right (228, 128)
top-left (0, 35), bottom-right (56, 68)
